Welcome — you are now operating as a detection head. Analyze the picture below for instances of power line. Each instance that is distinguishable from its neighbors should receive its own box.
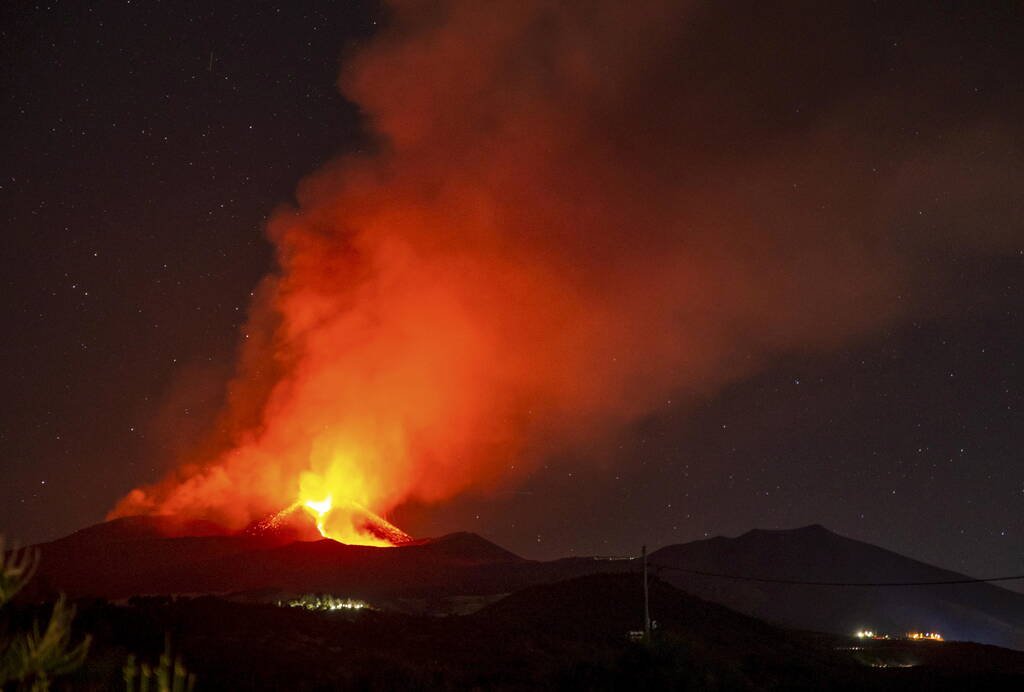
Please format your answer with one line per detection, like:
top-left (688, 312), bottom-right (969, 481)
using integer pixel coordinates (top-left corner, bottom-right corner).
top-left (647, 562), bottom-right (1024, 587)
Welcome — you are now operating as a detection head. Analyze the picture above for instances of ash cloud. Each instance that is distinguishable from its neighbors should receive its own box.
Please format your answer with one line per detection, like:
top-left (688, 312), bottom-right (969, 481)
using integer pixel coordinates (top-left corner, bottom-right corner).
top-left (112, 1), bottom-right (1023, 533)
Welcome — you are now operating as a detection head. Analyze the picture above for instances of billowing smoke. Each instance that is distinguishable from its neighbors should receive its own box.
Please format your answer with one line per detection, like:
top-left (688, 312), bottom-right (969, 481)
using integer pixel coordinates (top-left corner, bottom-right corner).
top-left (111, 1), bottom-right (1020, 542)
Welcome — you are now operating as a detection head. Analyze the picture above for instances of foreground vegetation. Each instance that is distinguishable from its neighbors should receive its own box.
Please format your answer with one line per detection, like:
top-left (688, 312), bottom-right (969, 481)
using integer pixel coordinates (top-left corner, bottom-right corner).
top-left (0, 538), bottom-right (90, 691)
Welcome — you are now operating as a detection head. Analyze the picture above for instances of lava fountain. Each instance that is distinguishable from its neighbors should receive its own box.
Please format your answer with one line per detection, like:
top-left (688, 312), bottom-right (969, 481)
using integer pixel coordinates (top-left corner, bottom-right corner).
top-left (298, 495), bottom-right (412, 547)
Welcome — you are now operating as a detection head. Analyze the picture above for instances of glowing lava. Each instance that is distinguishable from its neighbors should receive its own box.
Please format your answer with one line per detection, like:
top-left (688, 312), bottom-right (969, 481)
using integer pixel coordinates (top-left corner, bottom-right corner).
top-left (296, 493), bottom-right (412, 547)
top-left (303, 496), bottom-right (333, 536)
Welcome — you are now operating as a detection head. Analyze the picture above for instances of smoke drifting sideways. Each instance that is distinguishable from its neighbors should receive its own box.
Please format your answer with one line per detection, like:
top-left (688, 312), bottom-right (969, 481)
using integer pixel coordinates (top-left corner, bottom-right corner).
top-left (110, 1), bottom-right (1022, 544)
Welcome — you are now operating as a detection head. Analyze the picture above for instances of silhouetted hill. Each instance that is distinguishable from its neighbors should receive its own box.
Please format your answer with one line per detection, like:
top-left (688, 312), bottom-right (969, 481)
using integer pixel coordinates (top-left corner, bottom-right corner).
top-left (480, 573), bottom-right (805, 656)
top-left (414, 531), bottom-right (523, 564)
top-left (650, 525), bottom-right (1024, 650)
top-left (42, 515), bottom-right (230, 547)
top-left (28, 515), bottom-right (526, 600)
top-left (474, 573), bottom-right (863, 689)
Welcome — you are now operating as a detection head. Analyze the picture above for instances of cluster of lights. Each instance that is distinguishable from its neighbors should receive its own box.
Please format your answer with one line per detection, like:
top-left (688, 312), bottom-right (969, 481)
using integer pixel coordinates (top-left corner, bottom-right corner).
top-left (855, 629), bottom-right (943, 641)
top-left (324, 601), bottom-right (366, 611)
top-left (283, 595), bottom-right (370, 612)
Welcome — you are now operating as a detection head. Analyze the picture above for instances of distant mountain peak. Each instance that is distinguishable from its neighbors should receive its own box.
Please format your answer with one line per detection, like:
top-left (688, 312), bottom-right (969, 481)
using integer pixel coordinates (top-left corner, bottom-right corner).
top-left (43, 514), bottom-right (231, 549)
top-left (742, 523), bottom-right (834, 538)
top-left (408, 531), bottom-right (524, 563)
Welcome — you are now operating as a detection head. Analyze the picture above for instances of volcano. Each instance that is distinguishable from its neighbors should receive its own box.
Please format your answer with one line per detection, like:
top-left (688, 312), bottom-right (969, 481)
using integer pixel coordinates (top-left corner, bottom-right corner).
top-left (24, 513), bottom-right (524, 602)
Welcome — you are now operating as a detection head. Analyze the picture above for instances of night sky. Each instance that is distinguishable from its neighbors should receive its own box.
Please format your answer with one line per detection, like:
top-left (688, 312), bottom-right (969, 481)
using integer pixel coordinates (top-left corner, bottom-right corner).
top-left (2, 1), bottom-right (1022, 585)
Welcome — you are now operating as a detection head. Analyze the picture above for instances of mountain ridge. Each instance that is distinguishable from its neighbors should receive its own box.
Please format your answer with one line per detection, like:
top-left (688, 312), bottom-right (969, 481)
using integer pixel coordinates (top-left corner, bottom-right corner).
top-left (651, 524), bottom-right (1024, 650)
top-left (23, 517), bottom-right (1024, 650)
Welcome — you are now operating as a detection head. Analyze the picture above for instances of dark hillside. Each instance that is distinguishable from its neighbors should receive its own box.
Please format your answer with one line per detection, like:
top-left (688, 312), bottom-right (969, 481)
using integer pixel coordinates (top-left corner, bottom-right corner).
top-left (652, 525), bottom-right (1024, 649)
top-left (51, 573), bottom-right (1024, 691)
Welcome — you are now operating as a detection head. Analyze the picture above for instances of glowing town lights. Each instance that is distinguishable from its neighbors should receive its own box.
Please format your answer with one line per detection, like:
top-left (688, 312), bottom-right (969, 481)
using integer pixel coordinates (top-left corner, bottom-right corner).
top-left (283, 595), bottom-right (371, 612)
top-left (907, 632), bottom-right (943, 641)
top-left (855, 629), bottom-right (943, 641)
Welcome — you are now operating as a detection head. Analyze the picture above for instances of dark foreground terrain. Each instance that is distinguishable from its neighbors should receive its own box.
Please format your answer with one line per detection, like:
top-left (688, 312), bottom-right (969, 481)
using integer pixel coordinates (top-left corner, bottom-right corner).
top-left (9, 573), bottom-right (1024, 691)
top-left (30, 517), bottom-right (1024, 651)
top-left (13, 517), bottom-right (1024, 689)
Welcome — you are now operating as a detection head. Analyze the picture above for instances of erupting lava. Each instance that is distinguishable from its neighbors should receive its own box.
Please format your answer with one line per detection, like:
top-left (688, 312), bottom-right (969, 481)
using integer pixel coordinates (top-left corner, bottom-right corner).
top-left (297, 495), bottom-right (412, 547)
top-left (302, 497), bottom-right (333, 536)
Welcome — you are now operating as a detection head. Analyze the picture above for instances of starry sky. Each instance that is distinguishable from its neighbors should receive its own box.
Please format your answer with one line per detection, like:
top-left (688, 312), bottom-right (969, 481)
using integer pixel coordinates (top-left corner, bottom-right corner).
top-left (2, 1), bottom-right (1022, 583)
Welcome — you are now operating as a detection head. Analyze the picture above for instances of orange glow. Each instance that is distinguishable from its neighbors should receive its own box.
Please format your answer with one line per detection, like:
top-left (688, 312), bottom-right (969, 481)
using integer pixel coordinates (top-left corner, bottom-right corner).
top-left (106, 2), bottom-right (927, 544)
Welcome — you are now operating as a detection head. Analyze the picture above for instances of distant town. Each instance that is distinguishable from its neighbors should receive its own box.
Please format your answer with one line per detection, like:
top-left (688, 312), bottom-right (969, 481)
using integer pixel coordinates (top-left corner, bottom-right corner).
top-left (856, 630), bottom-right (944, 641)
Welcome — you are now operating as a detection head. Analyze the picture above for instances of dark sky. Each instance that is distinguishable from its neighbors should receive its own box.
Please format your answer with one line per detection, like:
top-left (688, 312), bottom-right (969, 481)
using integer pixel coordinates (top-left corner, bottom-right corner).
top-left (2, 1), bottom-right (1022, 585)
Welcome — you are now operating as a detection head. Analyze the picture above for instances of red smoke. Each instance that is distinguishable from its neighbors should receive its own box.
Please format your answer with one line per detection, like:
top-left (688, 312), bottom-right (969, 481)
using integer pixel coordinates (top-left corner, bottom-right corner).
top-left (110, 1), bottom-right (1019, 544)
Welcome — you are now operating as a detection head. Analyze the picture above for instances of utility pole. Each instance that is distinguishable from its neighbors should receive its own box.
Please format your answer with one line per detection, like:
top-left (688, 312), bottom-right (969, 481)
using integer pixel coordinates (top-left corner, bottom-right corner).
top-left (642, 544), bottom-right (651, 643)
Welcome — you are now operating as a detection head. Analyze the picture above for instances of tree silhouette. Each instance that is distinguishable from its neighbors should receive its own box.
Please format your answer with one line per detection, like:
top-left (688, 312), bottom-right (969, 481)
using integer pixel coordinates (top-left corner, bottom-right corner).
top-left (0, 537), bottom-right (91, 691)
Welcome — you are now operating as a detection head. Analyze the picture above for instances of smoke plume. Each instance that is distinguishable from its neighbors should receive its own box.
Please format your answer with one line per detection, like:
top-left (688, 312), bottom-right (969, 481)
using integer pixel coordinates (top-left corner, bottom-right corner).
top-left (111, 1), bottom-right (1021, 542)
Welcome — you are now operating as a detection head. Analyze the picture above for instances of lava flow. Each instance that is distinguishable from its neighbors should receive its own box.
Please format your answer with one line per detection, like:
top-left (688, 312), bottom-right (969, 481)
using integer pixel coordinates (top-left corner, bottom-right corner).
top-left (299, 496), bottom-right (413, 546)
